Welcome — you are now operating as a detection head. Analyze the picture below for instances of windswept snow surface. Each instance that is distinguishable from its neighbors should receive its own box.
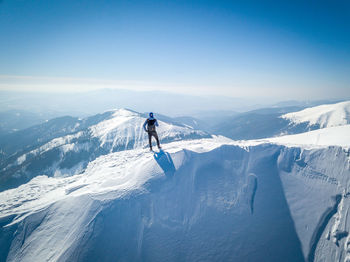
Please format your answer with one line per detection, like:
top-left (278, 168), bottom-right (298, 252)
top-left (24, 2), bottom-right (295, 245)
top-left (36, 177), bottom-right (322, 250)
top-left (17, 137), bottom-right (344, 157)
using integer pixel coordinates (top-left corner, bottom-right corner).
top-left (281, 101), bottom-right (350, 128)
top-left (1, 126), bottom-right (350, 262)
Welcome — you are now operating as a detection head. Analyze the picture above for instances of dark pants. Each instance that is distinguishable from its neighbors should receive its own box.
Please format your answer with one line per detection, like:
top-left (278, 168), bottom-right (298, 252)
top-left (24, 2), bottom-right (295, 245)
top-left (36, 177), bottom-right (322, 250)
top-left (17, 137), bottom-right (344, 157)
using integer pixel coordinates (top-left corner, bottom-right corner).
top-left (148, 131), bottom-right (160, 149)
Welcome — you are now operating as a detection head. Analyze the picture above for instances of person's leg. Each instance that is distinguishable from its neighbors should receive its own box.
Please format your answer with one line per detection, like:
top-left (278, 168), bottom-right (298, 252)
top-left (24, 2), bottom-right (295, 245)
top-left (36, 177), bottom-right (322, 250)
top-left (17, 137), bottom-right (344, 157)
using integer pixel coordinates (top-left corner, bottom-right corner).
top-left (153, 131), bottom-right (161, 148)
top-left (148, 132), bottom-right (152, 150)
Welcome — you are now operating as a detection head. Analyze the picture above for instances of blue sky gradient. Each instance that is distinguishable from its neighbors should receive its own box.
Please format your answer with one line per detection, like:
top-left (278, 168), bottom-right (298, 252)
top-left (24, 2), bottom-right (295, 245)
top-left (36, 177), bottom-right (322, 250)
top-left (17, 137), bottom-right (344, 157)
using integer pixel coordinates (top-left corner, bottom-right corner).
top-left (0, 0), bottom-right (349, 100)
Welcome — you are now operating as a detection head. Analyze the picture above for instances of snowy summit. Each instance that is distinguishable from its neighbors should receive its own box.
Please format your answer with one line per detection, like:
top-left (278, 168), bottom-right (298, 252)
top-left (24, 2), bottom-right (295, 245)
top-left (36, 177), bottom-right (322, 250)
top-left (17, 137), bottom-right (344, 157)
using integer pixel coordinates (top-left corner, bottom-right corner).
top-left (281, 100), bottom-right (350, 128)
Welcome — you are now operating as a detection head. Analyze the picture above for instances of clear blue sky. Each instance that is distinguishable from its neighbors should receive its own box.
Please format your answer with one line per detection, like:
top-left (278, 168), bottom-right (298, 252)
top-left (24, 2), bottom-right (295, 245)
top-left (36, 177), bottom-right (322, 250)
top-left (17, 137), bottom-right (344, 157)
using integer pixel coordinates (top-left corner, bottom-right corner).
top-left (0, 0), bottom-right (349, 100)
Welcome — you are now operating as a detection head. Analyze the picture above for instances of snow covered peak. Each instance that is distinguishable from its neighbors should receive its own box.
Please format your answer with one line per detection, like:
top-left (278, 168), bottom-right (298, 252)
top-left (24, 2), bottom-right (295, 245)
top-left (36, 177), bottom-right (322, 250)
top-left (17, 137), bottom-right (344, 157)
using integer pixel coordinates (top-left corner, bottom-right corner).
top-left (281, 101), bottom-right (350, 128)
top-left (110, 108), bottom-right (140, 118)
top-left (89, 109), bottom-right (209, 149)
top-left (89, 109), bottom-right (141, 144)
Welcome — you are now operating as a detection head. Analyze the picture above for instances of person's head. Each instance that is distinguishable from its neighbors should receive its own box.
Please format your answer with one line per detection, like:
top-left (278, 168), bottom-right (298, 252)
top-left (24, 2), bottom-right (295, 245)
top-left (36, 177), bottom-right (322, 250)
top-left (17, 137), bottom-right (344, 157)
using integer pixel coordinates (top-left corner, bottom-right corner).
top-left (149, 112), bottom-right (154, 118)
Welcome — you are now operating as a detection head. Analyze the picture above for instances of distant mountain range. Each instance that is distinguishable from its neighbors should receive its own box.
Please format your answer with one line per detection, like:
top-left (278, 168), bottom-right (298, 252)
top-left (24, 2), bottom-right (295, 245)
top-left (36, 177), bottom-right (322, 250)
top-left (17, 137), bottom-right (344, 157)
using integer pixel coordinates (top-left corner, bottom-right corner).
top-left (0, 110), bottom-right (49, 136)
top-left (208, 101), bottom-right (350, 140)
top-left (0, 109), bottom-right (209, 191)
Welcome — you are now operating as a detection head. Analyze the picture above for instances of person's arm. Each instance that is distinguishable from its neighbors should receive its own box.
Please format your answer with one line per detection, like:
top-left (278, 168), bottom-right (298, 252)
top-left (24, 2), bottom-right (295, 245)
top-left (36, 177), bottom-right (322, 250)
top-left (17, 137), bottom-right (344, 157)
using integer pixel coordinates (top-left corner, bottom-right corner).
top-left (155, 119), bottom-right (159, 127)
top-left (143, 119), bottom-right (148, 132)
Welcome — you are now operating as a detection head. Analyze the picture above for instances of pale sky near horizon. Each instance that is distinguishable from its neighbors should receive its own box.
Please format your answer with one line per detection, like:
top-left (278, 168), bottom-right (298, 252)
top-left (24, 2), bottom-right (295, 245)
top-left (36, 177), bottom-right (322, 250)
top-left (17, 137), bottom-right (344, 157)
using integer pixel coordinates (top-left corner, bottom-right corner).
top-left (0, 0), bottom-right (349, 100)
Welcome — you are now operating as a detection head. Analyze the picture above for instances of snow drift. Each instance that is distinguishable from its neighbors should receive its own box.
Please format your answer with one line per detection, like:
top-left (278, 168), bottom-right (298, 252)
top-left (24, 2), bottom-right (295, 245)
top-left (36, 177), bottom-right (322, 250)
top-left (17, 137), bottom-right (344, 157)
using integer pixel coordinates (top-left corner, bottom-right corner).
top-left (1, 131), bottom-right (349, 261)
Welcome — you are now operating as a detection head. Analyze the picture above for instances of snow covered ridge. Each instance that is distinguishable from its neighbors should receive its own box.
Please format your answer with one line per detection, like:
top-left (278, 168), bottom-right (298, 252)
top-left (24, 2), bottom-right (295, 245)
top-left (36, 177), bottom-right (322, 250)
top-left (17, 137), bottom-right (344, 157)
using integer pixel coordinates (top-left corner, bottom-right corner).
top-left (0, 109), bottom-right (210, 192)
top-left (263, 124), bottom-right (350, 148)
top-left (0, 137), bottom-right (350, 262)
top-left (281, 100), bottom-right (350, 128)
top-left (208, 100), bottom-right (350, 140)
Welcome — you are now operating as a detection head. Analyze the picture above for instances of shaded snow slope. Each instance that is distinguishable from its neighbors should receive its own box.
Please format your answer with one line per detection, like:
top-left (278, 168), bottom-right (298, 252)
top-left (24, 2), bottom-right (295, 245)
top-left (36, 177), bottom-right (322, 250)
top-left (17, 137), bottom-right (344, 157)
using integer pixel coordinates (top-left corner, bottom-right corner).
top-left (281, 101), bottom-right (350, 128)
top-left (1, 135), bottom-right (350, 262)
top-left (0, 109), bottom-right (209, 191)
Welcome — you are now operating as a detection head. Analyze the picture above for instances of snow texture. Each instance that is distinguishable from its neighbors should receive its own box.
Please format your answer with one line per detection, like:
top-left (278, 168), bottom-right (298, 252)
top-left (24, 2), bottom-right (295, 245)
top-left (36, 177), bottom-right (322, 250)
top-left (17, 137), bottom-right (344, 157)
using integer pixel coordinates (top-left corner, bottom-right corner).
top-left (1, 130), bottom-right (350, 261)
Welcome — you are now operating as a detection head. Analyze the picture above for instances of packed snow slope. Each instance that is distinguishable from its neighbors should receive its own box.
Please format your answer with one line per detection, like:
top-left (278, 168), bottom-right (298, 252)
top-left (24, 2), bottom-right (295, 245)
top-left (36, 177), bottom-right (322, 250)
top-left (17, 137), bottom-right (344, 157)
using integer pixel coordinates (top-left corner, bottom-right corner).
top-left (0, 109), bottom-right (209, 191)
top-left (281, 101), bottom-right (350, 128)
top-left (0, 124), bottom-right (350, 262)
top-left (263, 124), bottom-right (350, 148)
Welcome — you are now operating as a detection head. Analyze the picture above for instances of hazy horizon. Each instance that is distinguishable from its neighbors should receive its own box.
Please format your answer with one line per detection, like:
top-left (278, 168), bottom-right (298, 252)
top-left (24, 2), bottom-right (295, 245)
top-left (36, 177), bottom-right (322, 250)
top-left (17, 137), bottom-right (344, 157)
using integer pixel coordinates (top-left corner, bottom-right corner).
top-left (0, 88), bottom-right (347, 119)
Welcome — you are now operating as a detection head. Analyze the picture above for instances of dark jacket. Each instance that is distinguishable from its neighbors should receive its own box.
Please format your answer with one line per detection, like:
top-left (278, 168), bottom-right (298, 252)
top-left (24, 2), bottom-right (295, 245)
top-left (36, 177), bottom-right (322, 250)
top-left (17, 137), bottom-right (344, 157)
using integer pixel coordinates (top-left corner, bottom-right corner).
top-left (143, 117), bottom-right (159, 132)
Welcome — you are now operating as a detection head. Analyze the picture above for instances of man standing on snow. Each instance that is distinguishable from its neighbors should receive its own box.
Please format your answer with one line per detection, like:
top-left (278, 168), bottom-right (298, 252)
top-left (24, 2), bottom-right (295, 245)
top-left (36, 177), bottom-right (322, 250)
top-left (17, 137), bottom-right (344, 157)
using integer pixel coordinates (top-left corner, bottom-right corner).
top-left (143, 112), bottom-right (161, 151)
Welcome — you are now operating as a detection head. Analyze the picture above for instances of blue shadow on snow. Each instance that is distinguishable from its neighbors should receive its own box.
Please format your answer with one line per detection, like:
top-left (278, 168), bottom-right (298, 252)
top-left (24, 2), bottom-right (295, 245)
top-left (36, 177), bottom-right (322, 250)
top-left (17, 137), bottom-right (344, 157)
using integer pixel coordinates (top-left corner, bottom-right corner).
top-left (153, 149), bottom-right (176, 177)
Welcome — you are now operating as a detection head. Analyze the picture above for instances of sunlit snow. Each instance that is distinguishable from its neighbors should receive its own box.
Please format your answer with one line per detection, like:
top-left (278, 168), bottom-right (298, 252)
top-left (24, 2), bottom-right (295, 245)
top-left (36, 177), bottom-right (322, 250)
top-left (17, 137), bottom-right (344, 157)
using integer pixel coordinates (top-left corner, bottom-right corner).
top-left (281, 101), bottom-right (350, 128)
